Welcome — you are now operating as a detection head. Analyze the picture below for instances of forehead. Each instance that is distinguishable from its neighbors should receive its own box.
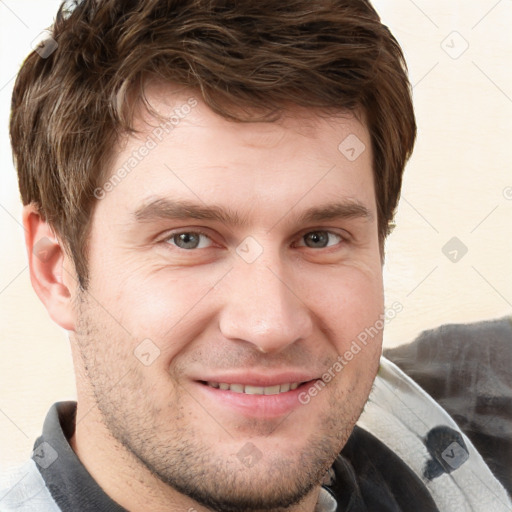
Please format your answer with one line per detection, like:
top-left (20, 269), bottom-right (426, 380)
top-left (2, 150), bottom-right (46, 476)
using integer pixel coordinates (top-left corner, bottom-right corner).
top-left (100, 82), bottom-right (375, 222)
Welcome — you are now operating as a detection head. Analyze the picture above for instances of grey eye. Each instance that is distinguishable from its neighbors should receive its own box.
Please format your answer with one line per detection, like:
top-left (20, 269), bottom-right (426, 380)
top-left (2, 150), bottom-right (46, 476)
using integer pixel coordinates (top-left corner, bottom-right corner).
top-left (301, 231), bottom-right (342, 249)
top-left (174, 233), bottom-right (199, 249)
top-left (169, 232), bottom-right (212, 250)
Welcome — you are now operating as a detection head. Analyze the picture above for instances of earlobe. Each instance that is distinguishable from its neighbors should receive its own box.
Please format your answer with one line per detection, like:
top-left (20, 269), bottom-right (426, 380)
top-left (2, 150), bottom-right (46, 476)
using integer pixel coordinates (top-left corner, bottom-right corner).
top-left (22, 204), bottom-right (76, 331)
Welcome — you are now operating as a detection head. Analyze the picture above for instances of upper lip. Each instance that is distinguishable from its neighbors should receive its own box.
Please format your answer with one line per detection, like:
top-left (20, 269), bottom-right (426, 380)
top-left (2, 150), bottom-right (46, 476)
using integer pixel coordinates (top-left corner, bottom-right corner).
top-left (194, 372), bottom-right (320, 387)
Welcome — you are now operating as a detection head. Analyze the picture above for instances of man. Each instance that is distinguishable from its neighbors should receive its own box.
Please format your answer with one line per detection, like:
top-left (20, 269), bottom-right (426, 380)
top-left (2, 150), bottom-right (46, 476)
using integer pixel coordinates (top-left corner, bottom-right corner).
top-left (1, 0), bottom-right (510, 511)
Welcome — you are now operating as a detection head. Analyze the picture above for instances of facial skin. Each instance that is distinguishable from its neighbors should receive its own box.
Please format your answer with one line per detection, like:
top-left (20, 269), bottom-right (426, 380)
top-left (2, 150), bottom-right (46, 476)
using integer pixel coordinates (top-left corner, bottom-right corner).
top-left (25, 83), bottom-right (384, 512)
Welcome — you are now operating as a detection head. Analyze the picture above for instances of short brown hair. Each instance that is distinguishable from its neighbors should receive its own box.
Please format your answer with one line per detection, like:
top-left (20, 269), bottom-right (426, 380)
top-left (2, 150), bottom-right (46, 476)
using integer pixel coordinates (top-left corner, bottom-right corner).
top-left (11, 0), bottom-right (416, 288)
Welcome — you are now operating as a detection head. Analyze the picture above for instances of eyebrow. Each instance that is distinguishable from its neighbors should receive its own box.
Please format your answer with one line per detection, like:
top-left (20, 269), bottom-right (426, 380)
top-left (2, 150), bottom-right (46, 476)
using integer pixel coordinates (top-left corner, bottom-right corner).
top-left (296, 201), bottom-right (373, 224)
top-left (133, 197), bottom-right (373, 226)
top-left (134, 198), bottom-right (245, 225)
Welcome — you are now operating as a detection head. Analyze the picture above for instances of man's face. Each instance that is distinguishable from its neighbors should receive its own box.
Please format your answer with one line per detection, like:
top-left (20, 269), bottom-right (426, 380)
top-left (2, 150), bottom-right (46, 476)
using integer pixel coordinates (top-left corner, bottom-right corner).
top-left (72, 84), bottom-right (384, 511)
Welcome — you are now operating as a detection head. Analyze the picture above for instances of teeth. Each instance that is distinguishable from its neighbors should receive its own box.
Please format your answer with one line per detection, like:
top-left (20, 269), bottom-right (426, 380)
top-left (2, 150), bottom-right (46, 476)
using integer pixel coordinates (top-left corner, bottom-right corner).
top-left (245, 385), bottom-right (265, 395)
top-left (264, 385), bottom-right (281, 395)
top-left (206, 382), bottom-right (301, 395)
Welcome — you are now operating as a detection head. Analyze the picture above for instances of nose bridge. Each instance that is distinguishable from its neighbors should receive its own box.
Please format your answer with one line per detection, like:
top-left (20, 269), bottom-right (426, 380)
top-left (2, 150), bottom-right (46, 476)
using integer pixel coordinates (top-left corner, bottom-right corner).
top-left (218, 255), bottom-right (313, 353)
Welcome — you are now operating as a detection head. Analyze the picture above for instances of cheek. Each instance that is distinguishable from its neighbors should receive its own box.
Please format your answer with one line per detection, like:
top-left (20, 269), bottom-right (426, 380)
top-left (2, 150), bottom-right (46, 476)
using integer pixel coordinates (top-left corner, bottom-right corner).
top-left (305, 264), bottom-right (384, 352)
top-left (93, 265), bottom-right (226, 356)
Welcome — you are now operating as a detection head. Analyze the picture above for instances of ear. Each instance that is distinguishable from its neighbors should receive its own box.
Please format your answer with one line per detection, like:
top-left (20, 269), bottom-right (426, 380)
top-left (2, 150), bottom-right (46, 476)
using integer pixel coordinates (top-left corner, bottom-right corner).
top-left (22, 204), bottom-right (77, 331)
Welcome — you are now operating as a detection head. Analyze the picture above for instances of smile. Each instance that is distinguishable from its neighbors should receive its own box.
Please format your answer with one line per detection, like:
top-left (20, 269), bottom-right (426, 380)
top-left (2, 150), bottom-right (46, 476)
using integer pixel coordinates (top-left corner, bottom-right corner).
top-left (204, 382), bottom-right (301, 395)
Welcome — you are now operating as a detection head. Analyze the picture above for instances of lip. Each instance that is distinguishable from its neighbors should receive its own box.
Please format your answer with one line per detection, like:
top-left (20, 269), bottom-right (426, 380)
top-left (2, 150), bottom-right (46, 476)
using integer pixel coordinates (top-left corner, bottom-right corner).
top-left (192, 376), bottom-right (320, 419)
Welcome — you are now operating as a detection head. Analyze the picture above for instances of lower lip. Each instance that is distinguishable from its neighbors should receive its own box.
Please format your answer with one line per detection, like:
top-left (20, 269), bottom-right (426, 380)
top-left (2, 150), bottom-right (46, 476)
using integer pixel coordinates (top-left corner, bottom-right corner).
top-left (194, 380), bottom-right (318, 418)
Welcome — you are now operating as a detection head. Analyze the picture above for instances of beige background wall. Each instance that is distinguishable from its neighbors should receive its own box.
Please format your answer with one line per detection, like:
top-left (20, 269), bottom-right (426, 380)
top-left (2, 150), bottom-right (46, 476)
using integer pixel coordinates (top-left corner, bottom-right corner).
top-left (1, 0), bottom-right (511, 467)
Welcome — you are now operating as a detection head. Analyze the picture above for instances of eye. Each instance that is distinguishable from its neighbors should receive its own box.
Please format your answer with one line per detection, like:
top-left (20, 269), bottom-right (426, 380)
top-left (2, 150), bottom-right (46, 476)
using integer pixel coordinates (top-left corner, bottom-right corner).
top-left (165, 232), bottom-right (213, 250)
top-left (298, 231), bottom-right (343, 249)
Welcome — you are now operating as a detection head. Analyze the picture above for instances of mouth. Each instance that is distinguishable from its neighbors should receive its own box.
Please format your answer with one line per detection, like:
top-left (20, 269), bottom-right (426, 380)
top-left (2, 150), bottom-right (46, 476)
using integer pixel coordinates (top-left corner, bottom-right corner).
top-left (195, 379), bottom-right (319, 418)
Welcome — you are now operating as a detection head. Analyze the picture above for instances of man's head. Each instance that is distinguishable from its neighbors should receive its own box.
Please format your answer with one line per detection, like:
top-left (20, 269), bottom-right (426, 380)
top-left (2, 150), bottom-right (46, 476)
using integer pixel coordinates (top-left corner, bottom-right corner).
top-left (11, 1), bottom-right (415, 510)
top-left (11, 0), bottom-right (415, 288)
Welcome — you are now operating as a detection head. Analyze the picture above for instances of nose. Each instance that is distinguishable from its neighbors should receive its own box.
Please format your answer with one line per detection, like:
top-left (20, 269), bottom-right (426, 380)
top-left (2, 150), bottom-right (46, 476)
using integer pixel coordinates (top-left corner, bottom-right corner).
top-left (218, 261), bottom-right (313, 353)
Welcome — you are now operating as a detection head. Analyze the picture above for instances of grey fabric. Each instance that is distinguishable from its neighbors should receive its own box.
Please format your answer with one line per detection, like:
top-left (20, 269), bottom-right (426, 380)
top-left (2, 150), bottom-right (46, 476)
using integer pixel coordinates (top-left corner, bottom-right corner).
top-left (385, 316), bottom-right (512, 495)
top-left (0, 459), bottom-right (60, 512)
top-left (359, 358), bottom-right (511, 511)
top-left (30, 402), bottom-right (126, 512)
